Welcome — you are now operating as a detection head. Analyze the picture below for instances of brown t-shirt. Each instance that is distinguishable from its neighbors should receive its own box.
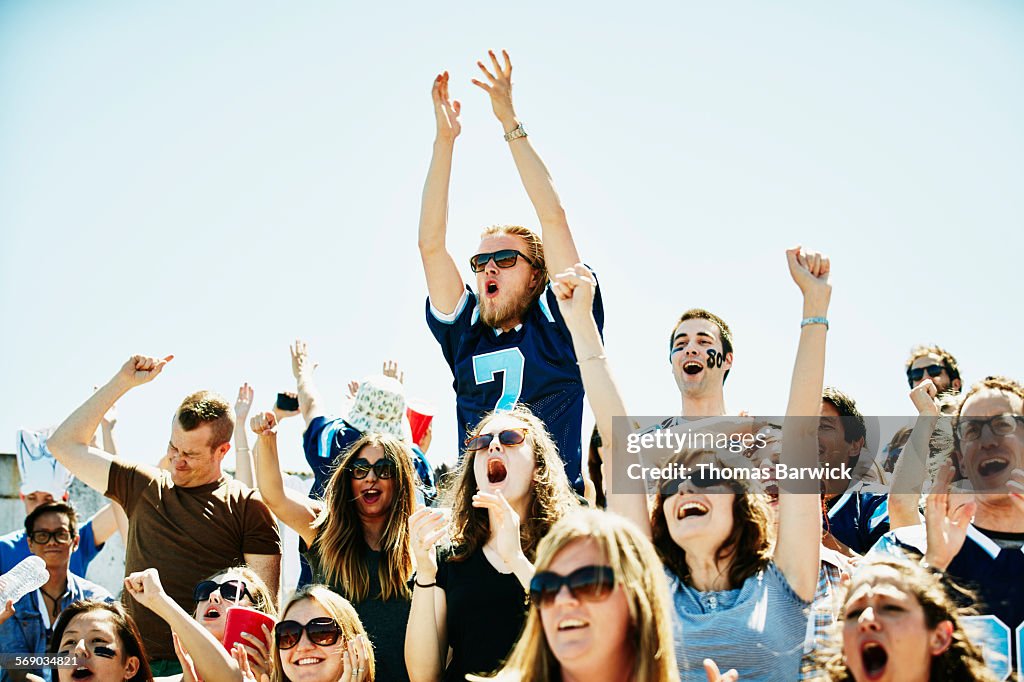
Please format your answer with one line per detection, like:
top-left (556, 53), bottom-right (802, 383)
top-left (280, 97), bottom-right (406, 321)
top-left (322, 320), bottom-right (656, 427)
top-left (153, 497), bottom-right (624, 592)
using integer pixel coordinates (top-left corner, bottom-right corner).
top-left (106, 460), bottom-right (281, 661)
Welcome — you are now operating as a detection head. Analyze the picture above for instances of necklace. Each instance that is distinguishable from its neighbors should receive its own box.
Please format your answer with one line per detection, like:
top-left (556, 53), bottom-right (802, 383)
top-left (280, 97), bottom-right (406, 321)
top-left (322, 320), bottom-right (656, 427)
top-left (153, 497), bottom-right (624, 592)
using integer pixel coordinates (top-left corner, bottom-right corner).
top-left (40, 587), bottom-right (64, 619)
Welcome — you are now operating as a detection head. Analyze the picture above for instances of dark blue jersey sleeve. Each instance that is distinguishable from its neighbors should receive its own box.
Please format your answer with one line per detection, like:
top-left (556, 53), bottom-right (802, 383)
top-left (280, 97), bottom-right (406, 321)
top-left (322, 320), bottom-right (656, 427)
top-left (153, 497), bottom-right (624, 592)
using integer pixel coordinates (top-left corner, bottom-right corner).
top-left (425, 286), bottom-right (477, 371)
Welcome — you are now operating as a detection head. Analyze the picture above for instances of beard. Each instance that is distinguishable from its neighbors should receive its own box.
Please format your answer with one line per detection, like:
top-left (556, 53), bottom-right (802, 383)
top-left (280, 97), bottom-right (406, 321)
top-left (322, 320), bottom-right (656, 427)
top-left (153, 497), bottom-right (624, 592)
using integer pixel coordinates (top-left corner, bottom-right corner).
top-left (480, 291), bottom-right (534, 330)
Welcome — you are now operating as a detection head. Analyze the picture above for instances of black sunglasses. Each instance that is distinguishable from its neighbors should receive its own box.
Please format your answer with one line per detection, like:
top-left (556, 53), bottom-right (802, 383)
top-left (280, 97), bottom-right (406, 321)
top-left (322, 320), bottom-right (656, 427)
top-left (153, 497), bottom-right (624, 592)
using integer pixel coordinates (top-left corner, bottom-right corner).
top-left (469, 249), bottom-right (535, 273)
top-left (907, 364), bottom-right (945, 385)
top-left (465, 428), bottom-right (528, 452)
top-left (275, 617), bottom-right (343, 650)
top-left (529, 566), bottom-right (615, 607)
top-left (193, 579), bottom-right (254, 604)
top-left (347, 458), bottom-right (397, 480)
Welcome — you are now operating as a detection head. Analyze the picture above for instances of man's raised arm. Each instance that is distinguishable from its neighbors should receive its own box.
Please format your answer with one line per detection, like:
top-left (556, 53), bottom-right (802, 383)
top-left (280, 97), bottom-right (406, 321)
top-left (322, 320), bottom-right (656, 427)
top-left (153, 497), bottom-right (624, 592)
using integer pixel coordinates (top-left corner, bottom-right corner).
top-left (473, 50), bottom-right (581, 276)
top-left (48, 354), bottom-right (172, 493)
top-left (418, 70), bottom-right (465, 315)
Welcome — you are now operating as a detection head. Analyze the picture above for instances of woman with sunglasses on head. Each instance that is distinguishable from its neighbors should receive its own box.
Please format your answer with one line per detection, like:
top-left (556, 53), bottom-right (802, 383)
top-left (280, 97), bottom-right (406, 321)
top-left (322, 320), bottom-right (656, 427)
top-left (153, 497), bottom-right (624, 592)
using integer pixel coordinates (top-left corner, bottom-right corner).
top-left (817, 556), bottom-right (997, 682)
top-left (476, 508), bottom-right (679, 682)
top-left (185, 567), bottom-right (277, 680)
top-left (554, 248), bottom-right (830, 681)
top-left (49, 600), bottom-right (153, 682)
top-left (252, 413), bottom-right (416, 682)
top-left (406, 407), bottom-right (579, 682)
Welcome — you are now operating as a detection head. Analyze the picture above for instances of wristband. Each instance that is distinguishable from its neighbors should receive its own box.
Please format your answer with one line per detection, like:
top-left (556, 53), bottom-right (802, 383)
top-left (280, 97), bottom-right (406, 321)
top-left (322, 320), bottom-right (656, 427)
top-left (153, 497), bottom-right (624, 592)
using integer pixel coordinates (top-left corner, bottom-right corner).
top-left (800, 317), bottom-right (829, 330)
top-left (415, 580), bottom-right (437, 589)
top-left (503, 123), bottom-right (527, 142)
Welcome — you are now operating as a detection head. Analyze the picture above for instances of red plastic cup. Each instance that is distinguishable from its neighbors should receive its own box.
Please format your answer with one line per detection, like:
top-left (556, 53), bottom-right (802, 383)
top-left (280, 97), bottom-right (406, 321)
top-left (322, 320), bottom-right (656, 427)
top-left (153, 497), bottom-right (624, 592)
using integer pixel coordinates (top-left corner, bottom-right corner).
top-left (222, 606), bottom-right (275, 656)
top-left (407, 401), bottom-right (434, 447)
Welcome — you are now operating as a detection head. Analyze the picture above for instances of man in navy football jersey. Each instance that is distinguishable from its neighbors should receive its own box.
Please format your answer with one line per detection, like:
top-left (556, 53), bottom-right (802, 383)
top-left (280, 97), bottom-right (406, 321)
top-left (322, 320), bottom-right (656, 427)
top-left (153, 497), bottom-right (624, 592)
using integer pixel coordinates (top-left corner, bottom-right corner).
top-left (418, 53), bottom-right (601, 491)
top-left (872, 375), bottom-right (1024, 678)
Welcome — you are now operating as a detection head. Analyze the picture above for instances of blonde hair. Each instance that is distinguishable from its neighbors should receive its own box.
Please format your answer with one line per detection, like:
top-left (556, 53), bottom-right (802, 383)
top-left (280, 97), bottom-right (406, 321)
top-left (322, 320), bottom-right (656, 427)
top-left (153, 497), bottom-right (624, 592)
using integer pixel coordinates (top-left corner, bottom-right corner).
top-left (480, 225), bottom-right (548, 303)
top-left (272, 585), bottom-right (375, 682)
top-left (477, 509), bottom-right (679, 682)
top-left (311, 433), bottom-right (417, 601)
top-left (445, 406), bottom-right (579, 562)
top-left (195, 565), bottom-right (278, 619)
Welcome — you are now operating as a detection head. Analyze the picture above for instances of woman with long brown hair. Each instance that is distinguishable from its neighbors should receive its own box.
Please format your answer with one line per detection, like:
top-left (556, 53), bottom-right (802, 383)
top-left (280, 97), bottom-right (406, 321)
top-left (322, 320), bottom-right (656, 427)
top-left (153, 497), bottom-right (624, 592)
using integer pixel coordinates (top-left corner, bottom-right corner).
top-left (405, 406), bottom-right (579, 682)
top-left (819, 556), bottom-right (997, 682)
top-left (252, 414), bottom-right (416, 682)
top-left (554, 248), bottom-right (830, 681)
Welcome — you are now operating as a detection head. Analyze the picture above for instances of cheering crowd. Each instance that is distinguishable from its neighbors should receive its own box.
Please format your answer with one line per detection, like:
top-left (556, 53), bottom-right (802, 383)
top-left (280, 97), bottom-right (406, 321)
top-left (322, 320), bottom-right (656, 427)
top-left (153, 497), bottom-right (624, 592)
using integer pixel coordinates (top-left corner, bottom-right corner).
top-left (1, 50), bottom-right (1022, 682)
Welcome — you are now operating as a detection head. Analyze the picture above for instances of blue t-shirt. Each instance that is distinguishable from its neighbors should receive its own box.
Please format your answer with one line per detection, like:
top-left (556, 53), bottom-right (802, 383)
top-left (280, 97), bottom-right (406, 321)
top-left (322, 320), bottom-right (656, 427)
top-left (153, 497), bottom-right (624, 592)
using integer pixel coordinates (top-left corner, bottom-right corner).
top-left (302, 415), bottom-right (364, 499)
top-left (825, 493), bottom-right (890, 555)
top-left (667, 562), bottom-right (811, 682)
top-left (0, 572), bottom-right (112, 682)
top-left (426, 280), bottom-right (604, 492)
top-left (871, 523), bottom-right (1024, 679)
top-left (0, 519), bottom-right (103, 577)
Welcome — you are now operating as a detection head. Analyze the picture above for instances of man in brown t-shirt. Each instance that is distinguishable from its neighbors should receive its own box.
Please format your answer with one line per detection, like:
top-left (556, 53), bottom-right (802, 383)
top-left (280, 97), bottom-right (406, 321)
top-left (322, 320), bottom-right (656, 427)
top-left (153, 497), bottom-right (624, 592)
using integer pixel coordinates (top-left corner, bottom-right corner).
top-left (48, 354), bottom-right (281, 669)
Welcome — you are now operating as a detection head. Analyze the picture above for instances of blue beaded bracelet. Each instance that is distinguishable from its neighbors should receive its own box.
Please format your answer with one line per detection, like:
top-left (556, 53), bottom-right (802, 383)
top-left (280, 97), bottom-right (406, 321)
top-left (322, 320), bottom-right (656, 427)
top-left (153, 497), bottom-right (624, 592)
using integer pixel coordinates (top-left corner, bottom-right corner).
top-left (801, 317), bottom-right (829, 330)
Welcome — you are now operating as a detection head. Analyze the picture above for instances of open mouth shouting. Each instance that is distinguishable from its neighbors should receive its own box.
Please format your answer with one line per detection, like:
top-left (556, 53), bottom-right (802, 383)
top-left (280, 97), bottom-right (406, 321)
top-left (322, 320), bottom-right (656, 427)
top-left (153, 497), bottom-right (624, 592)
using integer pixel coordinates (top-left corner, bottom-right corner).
top-left (860, 641), bottom-right (889, 680)
top-left (359, 487), bottom-right (383, 505)
top-left (484, 279), bottom-right (500, 298)
top-left (676, 500), bottom-right (709, 520)
top-left (70, 666), bottom-right (94, 680)
top-left (202, 606), bottom-right (222, 622)
top-left (487, 457), bottom-right (509, 485)
top-left (977, 456), bottom-right (1010, 479)
top-left (682, 360), bottom-right (704, 376)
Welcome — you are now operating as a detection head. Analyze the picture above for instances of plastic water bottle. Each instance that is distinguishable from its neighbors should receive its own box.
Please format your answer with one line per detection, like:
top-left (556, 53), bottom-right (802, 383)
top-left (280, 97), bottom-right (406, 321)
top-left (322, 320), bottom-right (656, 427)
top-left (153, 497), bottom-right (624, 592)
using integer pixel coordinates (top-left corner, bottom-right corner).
top-left (0, 555), bottom-right (49, 604)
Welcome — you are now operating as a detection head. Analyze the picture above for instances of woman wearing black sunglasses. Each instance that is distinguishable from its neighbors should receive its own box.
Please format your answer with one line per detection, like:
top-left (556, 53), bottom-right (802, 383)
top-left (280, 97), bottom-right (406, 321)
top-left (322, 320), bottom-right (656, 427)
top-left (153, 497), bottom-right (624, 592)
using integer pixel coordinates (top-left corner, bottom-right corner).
top-left (252, 413), bottom-right (417, 682)
top-left (187, 567), bottom-right (277, 680)
top-left (261, 585), bottom-right (373, 682)
top-left (406, 407), bottom-right (579, 682)
top-left (554, 248), bottom-right (829, 681)
top-left (476, 508), bottom-right (679, 682)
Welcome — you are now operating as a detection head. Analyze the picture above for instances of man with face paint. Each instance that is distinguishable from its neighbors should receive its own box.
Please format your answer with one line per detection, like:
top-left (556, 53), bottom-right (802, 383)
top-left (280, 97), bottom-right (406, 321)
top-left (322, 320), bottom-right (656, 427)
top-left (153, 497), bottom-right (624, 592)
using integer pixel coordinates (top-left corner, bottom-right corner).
top-left (667, 308), bottom-right (735, 417)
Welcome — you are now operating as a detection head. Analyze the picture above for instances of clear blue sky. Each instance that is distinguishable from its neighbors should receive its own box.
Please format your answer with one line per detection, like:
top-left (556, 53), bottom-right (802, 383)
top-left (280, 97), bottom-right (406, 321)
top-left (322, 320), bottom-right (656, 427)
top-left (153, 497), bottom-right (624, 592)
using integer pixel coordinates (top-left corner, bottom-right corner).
top-left (2, 1), bottom-right (1022, 474)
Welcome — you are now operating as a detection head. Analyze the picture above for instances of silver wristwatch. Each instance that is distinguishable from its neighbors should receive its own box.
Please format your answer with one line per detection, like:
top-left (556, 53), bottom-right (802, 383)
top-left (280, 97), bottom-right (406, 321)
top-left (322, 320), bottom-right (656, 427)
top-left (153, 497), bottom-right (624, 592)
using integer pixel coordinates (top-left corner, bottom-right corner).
top-left (503, 123), bottom-right (527, 142)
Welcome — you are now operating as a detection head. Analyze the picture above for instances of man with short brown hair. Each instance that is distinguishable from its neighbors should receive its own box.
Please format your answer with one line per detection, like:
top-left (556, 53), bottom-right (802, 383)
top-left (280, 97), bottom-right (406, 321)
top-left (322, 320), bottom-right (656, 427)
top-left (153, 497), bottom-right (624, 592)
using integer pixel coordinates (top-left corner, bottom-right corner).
top-left (668, 307), bottom-right (735, 416)
top-left (48, 355), bottom-right (281, 674)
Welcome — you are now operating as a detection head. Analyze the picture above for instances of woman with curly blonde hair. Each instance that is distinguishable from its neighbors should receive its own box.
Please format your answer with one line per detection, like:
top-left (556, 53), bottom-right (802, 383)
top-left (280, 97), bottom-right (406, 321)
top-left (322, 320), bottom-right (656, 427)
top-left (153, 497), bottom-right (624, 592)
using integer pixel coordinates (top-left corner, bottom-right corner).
top-left (477, 508), bottom-right (678, 682)
top-left (819, 556), bottom-right (997, 682)
top-left (406, 406), bottom-right (579, 682)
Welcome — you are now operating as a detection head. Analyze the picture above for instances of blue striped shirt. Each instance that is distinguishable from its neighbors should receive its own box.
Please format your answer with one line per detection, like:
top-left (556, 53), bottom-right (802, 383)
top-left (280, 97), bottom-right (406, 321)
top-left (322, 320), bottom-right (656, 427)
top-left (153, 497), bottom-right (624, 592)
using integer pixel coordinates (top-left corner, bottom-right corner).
top-left (668, 562), bottom-right (811, 682)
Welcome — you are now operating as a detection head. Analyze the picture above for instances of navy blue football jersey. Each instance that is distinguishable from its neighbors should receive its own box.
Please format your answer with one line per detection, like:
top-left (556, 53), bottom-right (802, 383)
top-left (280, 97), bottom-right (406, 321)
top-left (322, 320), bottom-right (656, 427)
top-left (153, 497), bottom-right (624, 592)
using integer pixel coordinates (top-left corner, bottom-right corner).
top-left (426, 280), bottom-right (605, 493)
top-left (826, 493), bottom-right (890, 555)
top-left (302, 415), bottom-right (363, 499)
top-left (872, 524), bottom-right (1024, 679)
